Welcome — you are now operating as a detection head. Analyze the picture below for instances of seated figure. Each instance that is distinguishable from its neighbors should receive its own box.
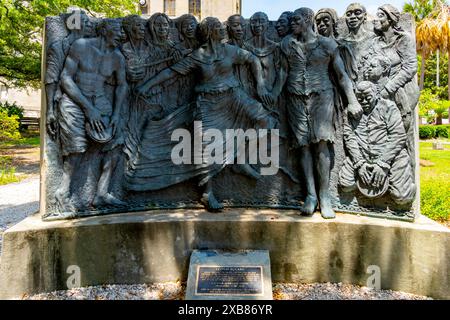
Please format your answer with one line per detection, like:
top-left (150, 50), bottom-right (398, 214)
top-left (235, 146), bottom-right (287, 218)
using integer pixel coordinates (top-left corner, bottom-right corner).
top-left (339, 81), bottom-right (415, 205)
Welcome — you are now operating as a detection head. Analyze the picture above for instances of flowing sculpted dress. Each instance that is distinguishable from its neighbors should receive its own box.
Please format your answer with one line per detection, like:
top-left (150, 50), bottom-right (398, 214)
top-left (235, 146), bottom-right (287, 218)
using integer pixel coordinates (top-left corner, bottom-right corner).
top-left (125, 43), bottom-right (273, 190)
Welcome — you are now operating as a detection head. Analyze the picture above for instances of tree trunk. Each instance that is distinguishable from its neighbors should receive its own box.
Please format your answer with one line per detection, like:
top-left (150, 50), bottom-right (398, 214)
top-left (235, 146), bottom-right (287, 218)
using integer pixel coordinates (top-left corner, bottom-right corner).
top-left (436, 114), bottom-right (443, 125)
top-left (420, 51), bottom-right (426, 90)
top-left (437, 49), bottom-right (440, 87)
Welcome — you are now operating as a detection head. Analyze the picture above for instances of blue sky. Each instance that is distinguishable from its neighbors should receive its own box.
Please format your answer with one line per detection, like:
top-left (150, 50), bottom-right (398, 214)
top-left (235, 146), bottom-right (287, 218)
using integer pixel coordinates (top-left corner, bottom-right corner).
top-left (242, 0), bottom-right (407, 20)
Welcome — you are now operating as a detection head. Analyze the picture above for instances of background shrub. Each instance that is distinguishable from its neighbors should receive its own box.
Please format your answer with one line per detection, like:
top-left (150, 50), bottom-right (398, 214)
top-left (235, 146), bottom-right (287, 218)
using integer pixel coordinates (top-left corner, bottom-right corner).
top-left (0, 110), bottom-right (21, 141)
top-left (0, 101), bottom-right (25, 132)
top-left (419, 125), bottom-right (436, 139)
top-left (435, 125), bottom-right (450, 138)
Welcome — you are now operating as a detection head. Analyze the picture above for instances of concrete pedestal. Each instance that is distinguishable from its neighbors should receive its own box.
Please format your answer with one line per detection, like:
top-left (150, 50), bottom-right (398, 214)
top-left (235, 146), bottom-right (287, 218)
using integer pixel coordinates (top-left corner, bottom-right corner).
top-left (0, 209), bottom-right (449, 299)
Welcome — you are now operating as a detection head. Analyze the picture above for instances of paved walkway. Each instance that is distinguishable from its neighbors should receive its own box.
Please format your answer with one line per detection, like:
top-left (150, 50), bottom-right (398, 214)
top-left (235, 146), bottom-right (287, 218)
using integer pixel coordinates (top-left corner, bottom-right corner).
top-left (0, 176), bottom-right (39, 252)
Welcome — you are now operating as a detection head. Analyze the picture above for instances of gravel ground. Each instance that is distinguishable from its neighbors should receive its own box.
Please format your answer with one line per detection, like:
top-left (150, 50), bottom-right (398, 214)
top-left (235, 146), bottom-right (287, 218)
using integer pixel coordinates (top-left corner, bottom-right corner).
top-left (0, 176), bottom-right (40, 253)
top-left (23, 282), bottom-right (431, 300)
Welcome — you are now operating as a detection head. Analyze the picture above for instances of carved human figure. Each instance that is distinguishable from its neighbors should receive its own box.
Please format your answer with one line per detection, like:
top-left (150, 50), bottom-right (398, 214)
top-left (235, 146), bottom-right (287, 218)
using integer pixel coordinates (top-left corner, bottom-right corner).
top-left (175, 14), bottom-right (199, 106)
top-left (339, 3), bottom-right (375, 81)
top-left (371, 4), bottom-right (420, 136)
top-left (226, 14), bottom-right (246, 47)
top-left (362, 53), bottom-right (392, 90)
top-left (145, 13), bottom-right (183, 114)
top-left (276, 8), bottom-right (363, 219)
top-left (243, 12), bottom-right (281, 98)
top-left (275, 11), bottom-right (293, 39)
top-left (339, 81), bottom-right (415, 205)
top-left (315, 8), bottom-right (338, 39)
top-left (121, 15), bottom-right (148, 84)
top-left (121, 15), bottom-right (163, 166)
top-left (55, 19), bottom-right (128, 215)
top-left (136, 17), bottom-right (275, 211)
top-left (226, 14), bottom-right (249, 88)
top-left (45, 11), bottom-right (95, 140)
top-left (243, 12), bottom-right (297, 182)
top-left (176, 14), bottom-right (199, 50)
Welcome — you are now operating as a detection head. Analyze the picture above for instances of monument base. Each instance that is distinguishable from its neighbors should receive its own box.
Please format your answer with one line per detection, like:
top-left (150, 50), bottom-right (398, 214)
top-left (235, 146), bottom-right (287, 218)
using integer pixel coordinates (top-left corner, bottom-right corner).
top-left (0, 209), bottom-right (449, 299)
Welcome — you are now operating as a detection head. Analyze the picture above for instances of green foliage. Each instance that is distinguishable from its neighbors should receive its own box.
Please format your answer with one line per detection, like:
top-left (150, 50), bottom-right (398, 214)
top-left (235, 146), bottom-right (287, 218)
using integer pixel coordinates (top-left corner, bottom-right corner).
top-left (0, 0), bottom-right (138, 88)
top-left (0, 135), bottom-right (40, 147)
top-left (418, 88), bottom-right (450, 123)
top-left (419, 124), bottom-right (450, 138)
top-left (0, 110), bottom-right (21, 141)
top-left (0, 100), bottom-right (24, 119)
top-left (403, 0), bottom-right (442, 21)
top-left (421, 52), bottom-right (449, 99)
top-left (0, 155), bottom-right (19, 185)
top-left (419, 125), bottom-right (436, 138)
top-left (419, 142), bottom-right (450, 222)
top-left (435, 125), bottom-right (450, 137)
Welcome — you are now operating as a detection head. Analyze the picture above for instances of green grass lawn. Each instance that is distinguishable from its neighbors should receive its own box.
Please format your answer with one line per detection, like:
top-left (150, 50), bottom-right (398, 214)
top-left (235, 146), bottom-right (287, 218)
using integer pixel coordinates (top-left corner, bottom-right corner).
top-left (419, 141), bottom-right (450, 223)
top-left (0, 133), bottom-right (40, 185)
top-left (0, 135), bottom-right (40, 147)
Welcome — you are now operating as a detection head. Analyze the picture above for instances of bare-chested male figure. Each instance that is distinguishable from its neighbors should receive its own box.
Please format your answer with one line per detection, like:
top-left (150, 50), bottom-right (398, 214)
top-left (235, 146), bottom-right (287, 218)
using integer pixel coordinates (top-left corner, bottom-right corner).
top-left (56, 19), bottom-right (128, 216)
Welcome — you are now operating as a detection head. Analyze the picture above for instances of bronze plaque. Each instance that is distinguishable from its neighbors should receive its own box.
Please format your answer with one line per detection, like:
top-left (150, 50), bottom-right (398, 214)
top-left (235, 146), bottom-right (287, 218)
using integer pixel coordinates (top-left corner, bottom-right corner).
top-left (195, 266), bottom-right (264, 296)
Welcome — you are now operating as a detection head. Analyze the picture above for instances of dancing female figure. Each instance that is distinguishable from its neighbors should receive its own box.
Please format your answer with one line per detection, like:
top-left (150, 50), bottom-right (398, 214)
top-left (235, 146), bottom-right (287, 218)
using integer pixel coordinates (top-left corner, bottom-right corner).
top-left (136, 17), bottom-right (274, 211)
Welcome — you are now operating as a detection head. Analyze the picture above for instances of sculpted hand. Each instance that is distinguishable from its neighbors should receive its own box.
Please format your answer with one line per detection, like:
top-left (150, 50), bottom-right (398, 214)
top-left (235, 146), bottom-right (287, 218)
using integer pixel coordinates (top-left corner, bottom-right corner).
top-left (371, 164), bottom-right (388, 188)
top-left (357, 163), bottom-right (372, 186)
top-left (348, 101), bottom-right (363, 119)
top-left (86, 108), bottom-right (105, 134)
top-left (172, 49), bottom-right (183, 63)
top-left (46, 111), bottom-right (58, 140)
top-left (258, 86), bottom-right (274, 107)
top-left (110, 115), bottom-right (120, 137)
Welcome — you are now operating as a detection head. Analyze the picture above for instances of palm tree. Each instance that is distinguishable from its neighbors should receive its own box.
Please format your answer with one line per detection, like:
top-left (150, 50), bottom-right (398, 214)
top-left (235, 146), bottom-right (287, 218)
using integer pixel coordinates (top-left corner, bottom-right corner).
top-left (407, 0), bottom-right (450, 121)
top-left (404, 0), bottom-right (439, 90)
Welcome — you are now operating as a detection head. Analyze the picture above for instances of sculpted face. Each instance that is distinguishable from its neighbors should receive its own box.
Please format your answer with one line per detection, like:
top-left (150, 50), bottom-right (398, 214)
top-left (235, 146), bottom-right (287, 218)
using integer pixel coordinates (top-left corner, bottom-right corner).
top-left (211, 21), bottom-right (226, 41)
top-left (153, 15), bottom-right (170, 40)
top-left (80, 14), bottom-right (95, 37)
top-left (250, 13), bottom-right (268, 36)
top-left (275, 14), bottom-right (290, 37)
top-left (182, 19), bottom-right (197, 39)
top-left (315, 12), bottom-right (334, 37)
top-left (364, 60), bottom-right (385, 82)
top-left (105, 23), bottom-right (122, 47)
top-left (356, 85), bottom-right (376, 113)
top-left (291, 13), bottom-right (307, 36)
top-left (374, 9), bottom-right (391, 32)
top-left (228, 16), bottom-right (244, 40)
top-left (345, 4), bottom-right (366, 30)
top-left (132, 19), bottom-right (146, 40)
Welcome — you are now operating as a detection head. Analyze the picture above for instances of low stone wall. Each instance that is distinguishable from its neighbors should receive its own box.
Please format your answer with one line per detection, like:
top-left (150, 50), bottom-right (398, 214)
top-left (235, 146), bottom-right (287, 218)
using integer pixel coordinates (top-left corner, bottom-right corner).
top-left (0, 210), bottom-right (449, 299)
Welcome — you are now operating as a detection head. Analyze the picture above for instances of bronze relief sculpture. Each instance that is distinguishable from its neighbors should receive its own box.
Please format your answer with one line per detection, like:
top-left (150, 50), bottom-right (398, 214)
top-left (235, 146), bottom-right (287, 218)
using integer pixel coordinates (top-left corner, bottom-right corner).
top-left (42, 4), bottom-right (419, 222)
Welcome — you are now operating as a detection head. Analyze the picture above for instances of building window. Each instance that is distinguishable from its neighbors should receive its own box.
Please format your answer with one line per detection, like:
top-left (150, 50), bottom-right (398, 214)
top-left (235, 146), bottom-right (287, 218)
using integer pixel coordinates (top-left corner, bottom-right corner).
top-left (164, 0), bottom-right (176, 16)
top-left (189, 0), bottom-right (201, 17)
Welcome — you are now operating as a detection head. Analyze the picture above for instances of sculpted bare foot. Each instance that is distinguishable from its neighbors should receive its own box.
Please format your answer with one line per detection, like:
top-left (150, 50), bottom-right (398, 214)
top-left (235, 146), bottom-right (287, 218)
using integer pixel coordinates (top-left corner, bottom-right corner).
top-left (55, 190), bottom-right (76, 213)
top-left (320, 197), bottom-right (336, 219)
top-left (93, 193), bottom-right (126, 207)
top-left (201, 192), bottom-right (224, 212)
top-left (300, 195), bottom-right (318, 216)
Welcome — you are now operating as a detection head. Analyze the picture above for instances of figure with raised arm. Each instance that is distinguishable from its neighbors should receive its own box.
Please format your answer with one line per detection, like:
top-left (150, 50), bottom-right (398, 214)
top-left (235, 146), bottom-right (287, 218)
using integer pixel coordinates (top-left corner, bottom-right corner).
top-left (136, 17), bottom-right (275, 211)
